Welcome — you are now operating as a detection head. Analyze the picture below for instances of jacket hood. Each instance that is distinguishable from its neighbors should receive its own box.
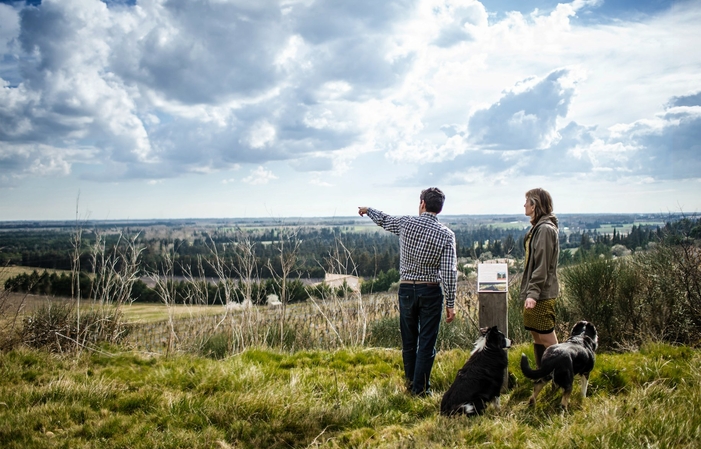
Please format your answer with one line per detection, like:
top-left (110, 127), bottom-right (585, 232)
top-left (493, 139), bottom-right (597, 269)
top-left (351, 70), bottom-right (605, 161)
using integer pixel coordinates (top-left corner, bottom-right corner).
top-left (535, 213), bottom-right (559, 229)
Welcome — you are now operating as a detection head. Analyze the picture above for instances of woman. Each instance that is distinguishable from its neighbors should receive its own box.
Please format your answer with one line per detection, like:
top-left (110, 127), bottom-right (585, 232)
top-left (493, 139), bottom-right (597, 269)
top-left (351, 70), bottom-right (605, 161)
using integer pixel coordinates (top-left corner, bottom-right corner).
top-left (520, 188), bottom-right (560, 368)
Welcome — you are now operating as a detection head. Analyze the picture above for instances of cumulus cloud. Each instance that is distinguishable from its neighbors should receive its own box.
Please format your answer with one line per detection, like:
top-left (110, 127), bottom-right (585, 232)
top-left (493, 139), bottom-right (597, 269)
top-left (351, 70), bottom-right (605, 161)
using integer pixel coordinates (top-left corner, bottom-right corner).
top-left (0, 143), bottom-right (76, 187)
top-left (0, 0), bottom-right (417, 183)
top-left (403, 81), bottom-right (700, 187)
top-left (467, 68), bottom-right (580, 150)
top-left (243, 165), bottom-right (278, 185)
top-left (430, 0), bottom-right (487, 47)
top-left (0, 0), bottom-right (700, 197)
top-left (612, 93), bottom-right (701, 180)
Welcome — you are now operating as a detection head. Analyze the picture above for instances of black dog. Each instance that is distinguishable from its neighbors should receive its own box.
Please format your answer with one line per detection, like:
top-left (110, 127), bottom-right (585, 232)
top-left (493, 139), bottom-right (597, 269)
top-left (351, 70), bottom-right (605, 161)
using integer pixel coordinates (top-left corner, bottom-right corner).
top-left (440, 326), bottom-right (511, 416)
top-left (520, 320), bottom-right (598, 408)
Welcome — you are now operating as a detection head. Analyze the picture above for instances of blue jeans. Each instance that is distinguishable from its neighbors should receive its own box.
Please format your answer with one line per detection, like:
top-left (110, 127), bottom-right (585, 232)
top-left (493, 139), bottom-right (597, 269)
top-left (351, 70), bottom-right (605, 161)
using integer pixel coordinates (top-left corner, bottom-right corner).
top-left (398, 283), bottom-right (443, 395)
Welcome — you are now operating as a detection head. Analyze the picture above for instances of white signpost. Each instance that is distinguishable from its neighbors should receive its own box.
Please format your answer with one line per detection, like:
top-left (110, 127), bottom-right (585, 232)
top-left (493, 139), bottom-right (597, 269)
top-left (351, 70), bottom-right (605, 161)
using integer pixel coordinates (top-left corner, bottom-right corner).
top-left (477, 262), bottom-right (509, 391)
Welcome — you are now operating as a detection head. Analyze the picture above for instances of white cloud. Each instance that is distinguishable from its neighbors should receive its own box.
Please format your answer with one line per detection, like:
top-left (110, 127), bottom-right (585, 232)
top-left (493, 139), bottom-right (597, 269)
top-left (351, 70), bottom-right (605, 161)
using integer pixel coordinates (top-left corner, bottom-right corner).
top-left (243, 166), bottom-right (278, 185)
top-left (309, 178), bottom-right (333, 187)
top-left (0, 143), bottom-right (78, 187)
top-left (244, 120), bottom-right (277, 149)
top-left (0, 0), bottom-right (700, 218)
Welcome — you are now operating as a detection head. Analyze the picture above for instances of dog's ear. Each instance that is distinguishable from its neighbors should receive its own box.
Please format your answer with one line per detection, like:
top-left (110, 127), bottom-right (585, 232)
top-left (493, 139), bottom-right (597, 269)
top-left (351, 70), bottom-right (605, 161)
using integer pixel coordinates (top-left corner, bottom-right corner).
top-left (572, 320), bottom-right (588, 336)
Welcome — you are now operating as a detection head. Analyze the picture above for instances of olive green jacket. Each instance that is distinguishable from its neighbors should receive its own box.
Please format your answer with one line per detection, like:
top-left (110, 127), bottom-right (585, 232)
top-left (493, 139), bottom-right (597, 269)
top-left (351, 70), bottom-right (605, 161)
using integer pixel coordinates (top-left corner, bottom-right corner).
top-left (519, 213), bottom-right (560, 301)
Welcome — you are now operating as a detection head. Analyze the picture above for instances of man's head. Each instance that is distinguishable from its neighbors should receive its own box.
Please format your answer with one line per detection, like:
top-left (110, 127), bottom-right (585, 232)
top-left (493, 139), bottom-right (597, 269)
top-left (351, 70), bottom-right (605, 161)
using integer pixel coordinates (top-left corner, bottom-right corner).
top-left (420, 187), bottom-right (445, 214)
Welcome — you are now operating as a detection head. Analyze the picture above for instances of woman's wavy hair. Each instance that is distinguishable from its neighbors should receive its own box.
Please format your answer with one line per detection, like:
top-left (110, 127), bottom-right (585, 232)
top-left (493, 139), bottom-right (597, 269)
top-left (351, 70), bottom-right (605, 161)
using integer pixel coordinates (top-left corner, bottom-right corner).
top-left (525, 188), bottom-right (553, 225)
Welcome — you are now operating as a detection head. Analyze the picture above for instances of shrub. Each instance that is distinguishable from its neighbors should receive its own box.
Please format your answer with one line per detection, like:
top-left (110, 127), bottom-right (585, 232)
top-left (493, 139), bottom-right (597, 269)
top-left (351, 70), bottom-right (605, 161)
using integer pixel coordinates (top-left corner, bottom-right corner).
top-left (360, 269), bottom-right (400, 294)
top-left (366, 316), bottom-right (400, 347)
top-left (633, 243), bottom-right (701, 344)
top-left (21, 302), bottom-right (129, 352)
top-left (199, 332), bottom-right (231, 359)
top-left (562, 257), bottom-right (624, 347)
top-left (561, 256), bottom-right (653, 347)
top-left (562, 239), bottom-right (701, 348)
top-left (366, 315), bottom-right (478, 350)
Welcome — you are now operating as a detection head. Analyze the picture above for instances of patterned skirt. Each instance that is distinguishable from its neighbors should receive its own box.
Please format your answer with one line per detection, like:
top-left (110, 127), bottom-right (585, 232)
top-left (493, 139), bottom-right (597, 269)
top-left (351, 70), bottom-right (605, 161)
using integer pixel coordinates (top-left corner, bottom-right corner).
top-left (523, 298), bottom-right (556, 334)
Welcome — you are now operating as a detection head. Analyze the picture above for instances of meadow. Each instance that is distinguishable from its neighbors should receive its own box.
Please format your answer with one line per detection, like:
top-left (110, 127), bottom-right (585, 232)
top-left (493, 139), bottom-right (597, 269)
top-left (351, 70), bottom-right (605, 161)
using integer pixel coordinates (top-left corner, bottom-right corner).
top-left (1, 341), bottom-right (699, 448)
top-left (2, 280), bottom-right (700, 448)
top-left (1, 213), bottom-right (698, 448)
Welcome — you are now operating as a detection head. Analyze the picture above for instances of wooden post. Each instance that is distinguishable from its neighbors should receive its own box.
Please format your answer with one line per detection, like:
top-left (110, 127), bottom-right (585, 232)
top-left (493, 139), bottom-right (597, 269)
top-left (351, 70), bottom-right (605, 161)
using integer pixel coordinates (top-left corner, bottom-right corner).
top-left (478, 291), bottom-right (509, 392)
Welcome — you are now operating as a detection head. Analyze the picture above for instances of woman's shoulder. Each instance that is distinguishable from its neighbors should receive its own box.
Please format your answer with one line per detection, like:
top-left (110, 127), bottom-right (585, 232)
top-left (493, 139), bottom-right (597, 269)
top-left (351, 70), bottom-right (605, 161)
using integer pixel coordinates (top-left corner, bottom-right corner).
top-left (532, 217), bottom-right (558, 239)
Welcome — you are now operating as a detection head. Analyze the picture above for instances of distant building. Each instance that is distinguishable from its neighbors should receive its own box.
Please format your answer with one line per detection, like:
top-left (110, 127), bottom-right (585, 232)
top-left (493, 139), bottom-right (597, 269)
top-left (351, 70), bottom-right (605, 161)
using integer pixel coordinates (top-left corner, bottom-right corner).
top-left (321, 273), bottom-right (360, 292)
top-left (483, 258), bottom-right (515, 266)
top-left (266, 294), bottom-right (282, 307)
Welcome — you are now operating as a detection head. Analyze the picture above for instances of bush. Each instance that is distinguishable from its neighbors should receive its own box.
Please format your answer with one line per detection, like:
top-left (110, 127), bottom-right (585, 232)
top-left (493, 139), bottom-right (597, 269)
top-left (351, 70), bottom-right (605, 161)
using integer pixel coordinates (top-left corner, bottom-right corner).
top-left (21, 302), bottom-right (129, 352)
top-left (633, 243), bottom-right (701, 344)
top-left (562, 239), bottom-right (701, 348)
top-left (199, 332), bottom-right (231, 359)
top-left (361, 269), bottom-right (400, 294)
top-left (305, 281), bottom-right (353, 301)
top-left (561, 257), bottom-right (623, 347)
top-left (366, 316), bottom-right (401, 347)
top-left (366, 315), bottom-right (479, 350)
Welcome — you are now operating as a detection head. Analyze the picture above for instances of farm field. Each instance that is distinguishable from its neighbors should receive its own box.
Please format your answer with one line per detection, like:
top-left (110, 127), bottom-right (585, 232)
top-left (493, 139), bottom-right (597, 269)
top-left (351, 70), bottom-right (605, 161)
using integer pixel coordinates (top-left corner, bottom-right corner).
top-left (1, 292), bottom-right (242, 324)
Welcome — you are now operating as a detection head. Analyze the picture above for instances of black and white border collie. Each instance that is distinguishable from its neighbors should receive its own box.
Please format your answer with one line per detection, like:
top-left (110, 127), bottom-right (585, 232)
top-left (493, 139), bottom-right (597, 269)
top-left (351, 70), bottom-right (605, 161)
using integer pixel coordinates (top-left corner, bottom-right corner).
top-left (440, 326), bottom-right (511, 416)
top-left (520, 320), bottom-right (598, 408)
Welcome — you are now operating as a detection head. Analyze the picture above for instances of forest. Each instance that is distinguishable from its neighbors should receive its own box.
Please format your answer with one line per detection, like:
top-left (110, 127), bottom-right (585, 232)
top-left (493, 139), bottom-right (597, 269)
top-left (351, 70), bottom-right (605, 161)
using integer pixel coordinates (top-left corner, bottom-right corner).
top-left (1, 213), bottom-right (694, 305)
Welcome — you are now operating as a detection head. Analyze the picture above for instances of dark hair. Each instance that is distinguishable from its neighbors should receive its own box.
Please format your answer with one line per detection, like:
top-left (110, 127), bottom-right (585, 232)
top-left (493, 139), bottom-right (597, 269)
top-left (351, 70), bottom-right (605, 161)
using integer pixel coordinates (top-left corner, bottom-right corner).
top-left (525, 188), bottom-right (553, 225)
top-left (420, 187), bottom-right (445, 214)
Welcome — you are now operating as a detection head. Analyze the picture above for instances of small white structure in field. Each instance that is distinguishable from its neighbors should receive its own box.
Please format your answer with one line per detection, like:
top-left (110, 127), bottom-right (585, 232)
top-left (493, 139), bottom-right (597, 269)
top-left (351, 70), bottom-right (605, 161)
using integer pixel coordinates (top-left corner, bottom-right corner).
top-left (267, 294), bottom-right (282, 307)
top-left (324, 273), bottom-right (360, 292)
top-left (226, 298), bottom-right (254, 310)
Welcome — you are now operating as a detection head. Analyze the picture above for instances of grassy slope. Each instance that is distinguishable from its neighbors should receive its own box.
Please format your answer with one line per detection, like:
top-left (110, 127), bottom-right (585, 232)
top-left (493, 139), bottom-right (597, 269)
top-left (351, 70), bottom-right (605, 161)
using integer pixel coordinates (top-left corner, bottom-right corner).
top-left (0, 343), bottom-right (699, 449)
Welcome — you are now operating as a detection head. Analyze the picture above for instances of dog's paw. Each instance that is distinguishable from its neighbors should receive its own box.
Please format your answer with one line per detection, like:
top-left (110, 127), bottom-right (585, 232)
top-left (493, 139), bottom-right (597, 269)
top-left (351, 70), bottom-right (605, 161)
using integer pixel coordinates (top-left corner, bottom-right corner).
top-left (462, 403), bottom-right (476, 415)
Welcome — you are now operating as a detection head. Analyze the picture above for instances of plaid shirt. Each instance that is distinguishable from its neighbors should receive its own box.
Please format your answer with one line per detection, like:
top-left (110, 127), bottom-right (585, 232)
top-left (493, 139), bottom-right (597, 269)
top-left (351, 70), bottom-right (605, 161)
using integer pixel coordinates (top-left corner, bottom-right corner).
top-left (367, 208), bottom-right (458, 308)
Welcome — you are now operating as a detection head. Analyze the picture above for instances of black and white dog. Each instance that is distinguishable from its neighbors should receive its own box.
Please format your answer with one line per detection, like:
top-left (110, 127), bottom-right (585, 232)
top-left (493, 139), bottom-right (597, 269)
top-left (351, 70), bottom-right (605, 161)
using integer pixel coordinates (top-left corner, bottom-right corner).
top-left (440, 326), bottom-right (511, 416)
top-left (520, 320), bottom-right (598, 408)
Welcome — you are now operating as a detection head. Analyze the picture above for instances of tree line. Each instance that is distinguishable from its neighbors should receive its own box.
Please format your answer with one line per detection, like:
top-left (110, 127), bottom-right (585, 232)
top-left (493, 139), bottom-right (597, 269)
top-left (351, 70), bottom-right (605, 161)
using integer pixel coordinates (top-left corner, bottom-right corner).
top-left (3, 217), bottom-right (697, 303)
top-left (4, 269), bottom-right (361, 305)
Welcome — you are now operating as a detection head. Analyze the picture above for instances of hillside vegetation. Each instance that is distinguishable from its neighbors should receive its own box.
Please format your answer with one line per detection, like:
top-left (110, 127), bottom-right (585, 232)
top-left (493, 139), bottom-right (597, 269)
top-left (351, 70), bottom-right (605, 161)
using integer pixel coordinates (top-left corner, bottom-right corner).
top-left (1, 343), bottom-right (699, 448)
top-left (0, 214), bottom-right (699, 447)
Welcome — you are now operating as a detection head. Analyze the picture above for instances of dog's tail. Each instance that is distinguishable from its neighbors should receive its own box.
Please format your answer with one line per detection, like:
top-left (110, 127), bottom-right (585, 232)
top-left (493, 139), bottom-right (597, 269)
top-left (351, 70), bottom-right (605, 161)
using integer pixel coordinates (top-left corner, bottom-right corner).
top-left (520, 353), bottom-right (553, 380)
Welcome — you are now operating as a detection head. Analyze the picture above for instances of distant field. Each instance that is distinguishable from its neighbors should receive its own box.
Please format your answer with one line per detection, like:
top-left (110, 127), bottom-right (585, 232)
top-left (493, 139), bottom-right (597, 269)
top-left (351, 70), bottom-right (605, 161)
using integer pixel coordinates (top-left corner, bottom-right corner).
top-left (122, 303), bottom-right (225, 323)
top-left (1, 289), bottom-right (229, 325)
top-left (487, 221), bottom-right (529, 230)
top-left (595, 220), bottom-right (665, 236)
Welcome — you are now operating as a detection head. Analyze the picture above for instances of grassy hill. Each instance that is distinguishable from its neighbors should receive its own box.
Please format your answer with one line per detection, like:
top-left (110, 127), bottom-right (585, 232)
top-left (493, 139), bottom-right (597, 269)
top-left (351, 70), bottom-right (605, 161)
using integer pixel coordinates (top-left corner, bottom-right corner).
top-left (1, 342), bottom-right (698, 448)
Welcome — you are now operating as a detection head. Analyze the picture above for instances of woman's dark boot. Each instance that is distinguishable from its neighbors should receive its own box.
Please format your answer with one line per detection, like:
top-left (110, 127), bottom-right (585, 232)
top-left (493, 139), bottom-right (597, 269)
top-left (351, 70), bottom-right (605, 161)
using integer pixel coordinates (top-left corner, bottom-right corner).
top-left (533, 344), bottom-right (546, 369)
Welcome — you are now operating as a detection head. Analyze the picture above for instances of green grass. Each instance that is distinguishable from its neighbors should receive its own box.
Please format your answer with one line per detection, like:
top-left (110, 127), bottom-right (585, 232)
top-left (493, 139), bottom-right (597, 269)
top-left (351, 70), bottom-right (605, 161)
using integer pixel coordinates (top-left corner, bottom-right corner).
top-left (1, 342), bottom-right (700, 448)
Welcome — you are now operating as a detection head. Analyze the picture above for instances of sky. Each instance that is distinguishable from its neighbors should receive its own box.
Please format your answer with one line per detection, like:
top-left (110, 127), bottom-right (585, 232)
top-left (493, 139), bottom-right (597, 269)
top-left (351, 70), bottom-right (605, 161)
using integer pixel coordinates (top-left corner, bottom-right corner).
top-left (0, 0), bottom-right (700, 221)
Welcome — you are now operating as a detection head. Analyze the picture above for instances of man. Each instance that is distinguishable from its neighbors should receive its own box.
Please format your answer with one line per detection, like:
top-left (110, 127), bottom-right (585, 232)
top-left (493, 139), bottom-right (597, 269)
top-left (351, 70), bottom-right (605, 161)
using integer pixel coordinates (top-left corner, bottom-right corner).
top-left (358, 187), bottom-right (457, 396)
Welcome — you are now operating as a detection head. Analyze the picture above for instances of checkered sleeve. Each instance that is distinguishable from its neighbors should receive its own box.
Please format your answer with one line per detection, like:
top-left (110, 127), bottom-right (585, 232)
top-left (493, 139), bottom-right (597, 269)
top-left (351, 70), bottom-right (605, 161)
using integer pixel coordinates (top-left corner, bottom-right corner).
top-left (366, 208), bottom-right (404, 236)
top-left (440, 232), bottom-right (458, 308)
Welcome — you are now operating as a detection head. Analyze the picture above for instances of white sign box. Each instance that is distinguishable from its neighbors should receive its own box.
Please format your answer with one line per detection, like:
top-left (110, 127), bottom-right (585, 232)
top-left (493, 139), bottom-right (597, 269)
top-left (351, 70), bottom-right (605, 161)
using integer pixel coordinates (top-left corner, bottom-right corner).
top-left (477, 263), bottom-right (508, 292)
